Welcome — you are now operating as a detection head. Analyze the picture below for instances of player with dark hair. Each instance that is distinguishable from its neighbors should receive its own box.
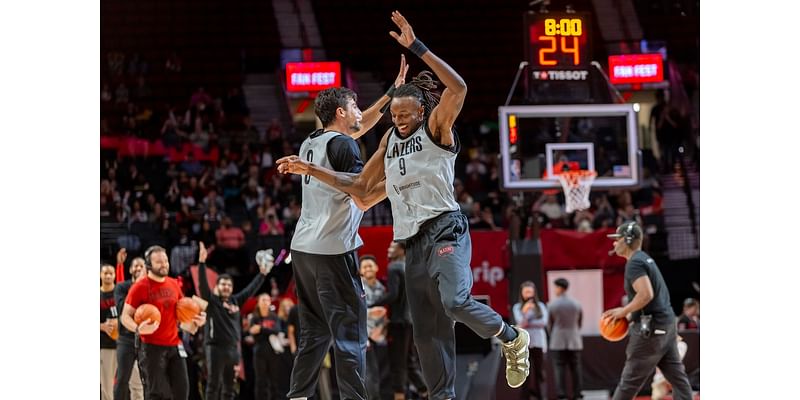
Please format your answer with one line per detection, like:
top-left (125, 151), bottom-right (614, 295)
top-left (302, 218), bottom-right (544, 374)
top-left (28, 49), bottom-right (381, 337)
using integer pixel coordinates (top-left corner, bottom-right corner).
top-left (197, 242), bottom-right (274, 400)
top-left (603, 222), bottom-right (693, 400)
top-left (113, 248), bottom-right (146, 400)
top-left (278, 11), bottom-right (530, 399)
top-left (120, 245), bottom-right (207, 400)
top-left (283, 58), bottom-right (408, 400)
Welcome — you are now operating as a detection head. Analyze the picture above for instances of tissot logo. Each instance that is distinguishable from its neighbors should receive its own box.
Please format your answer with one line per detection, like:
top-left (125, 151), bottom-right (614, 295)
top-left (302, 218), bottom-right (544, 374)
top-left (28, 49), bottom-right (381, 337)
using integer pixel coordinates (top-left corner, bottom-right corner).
top-left (532, 70), bottom-right (589, 81)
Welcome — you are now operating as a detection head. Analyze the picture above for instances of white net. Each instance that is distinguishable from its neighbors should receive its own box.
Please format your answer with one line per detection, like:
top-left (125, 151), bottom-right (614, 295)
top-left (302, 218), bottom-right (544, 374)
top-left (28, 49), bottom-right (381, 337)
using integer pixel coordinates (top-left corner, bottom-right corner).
top-left (556, 171), bottom-right (597, 213)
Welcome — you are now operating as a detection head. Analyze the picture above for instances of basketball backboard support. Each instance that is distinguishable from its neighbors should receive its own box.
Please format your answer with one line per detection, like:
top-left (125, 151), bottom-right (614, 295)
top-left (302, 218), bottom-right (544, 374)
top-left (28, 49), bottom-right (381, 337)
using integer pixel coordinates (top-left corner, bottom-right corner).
top-left (499, 104), bottom-right (640, 190)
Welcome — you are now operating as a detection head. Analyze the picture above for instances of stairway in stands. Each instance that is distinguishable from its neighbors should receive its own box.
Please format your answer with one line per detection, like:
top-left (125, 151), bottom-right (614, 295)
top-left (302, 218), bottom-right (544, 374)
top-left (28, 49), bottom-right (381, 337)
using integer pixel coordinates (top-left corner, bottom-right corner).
top-left (660, 159), bottom-right (699, 260)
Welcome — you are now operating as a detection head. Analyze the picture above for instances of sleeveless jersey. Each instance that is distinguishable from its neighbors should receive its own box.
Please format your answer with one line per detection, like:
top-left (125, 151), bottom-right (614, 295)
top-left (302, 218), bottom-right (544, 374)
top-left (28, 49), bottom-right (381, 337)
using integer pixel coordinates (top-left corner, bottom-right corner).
top-left (291, 130), bottom-right (364, 254)
top-left (384, 122), bottom-right (460, 240)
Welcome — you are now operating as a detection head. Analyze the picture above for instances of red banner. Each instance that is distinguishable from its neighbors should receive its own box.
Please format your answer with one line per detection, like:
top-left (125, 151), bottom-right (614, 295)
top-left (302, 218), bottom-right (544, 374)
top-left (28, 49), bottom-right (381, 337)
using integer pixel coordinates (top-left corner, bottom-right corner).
top-left (608, 53), bottom-right (664, 85)
top-left (357, 227), bottom-right (511, 318)
top-left (540, 228), bottom-right (627, 310)
top-left (285, 61), bottom-right (341, 92)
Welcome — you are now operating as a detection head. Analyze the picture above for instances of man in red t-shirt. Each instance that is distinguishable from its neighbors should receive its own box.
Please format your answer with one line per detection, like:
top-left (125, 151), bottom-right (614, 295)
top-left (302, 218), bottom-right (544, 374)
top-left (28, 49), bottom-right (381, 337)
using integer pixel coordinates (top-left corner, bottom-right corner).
top-left (121, 245), bottom-right (207, 400)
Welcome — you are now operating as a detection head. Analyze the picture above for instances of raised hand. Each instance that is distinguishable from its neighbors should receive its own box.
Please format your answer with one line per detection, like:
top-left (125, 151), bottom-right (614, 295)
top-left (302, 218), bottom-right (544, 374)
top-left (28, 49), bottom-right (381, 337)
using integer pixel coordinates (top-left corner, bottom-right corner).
top-left (117, 248), bottom-right (127, 265)
top-left (394, 54), bottom-right (409, 87)
top-left (389, 11), bottom-right (417, 48)
top-left (198, 242), bottom-right (207, 263)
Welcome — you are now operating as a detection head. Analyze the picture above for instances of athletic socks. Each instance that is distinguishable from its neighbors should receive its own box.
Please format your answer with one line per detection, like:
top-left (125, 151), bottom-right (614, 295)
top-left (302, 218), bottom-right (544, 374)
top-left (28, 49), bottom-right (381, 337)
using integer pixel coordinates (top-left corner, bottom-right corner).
top-left (496, 322), bottom-right (519, 343)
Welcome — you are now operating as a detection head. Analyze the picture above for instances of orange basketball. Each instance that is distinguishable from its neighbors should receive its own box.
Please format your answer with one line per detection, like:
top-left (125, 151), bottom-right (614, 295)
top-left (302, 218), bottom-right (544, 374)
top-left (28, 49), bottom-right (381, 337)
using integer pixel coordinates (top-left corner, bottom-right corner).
top-left (134, 304), bottom-right (162, 325)
top-left (176, 297), bottom-right (201, 324)
top-left (599, 316), bottom-right (629, 342)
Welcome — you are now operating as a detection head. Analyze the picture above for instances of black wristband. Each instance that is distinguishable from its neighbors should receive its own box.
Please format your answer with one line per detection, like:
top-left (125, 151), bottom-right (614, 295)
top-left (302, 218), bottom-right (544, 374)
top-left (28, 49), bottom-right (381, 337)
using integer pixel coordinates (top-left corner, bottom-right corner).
top-left (408, 39), bottom-right (429, 58)
top-left (385, 84), bottom-right (397, 98)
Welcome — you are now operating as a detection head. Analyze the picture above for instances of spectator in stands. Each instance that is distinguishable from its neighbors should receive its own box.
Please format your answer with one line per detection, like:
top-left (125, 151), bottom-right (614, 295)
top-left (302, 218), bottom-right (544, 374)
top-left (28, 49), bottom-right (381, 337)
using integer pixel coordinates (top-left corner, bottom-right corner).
top-left (190, 116), bottom-right (211, 151)
top-left (161, 111), bottom-right (187, 149)
top-left (180, 153), bottom-right (204, 177)
top-left (259, 210), bottom-right (285, 237)
top-left (534, 194), bottom-right (565, 225)
top-left (215, 217), bottom-right (244, 250)
top-left (591, 194), bottom-right (616, 229)
top-left (471, 204), bottom-right (499, 230)
top-left (107, 51), bottom-right (125, 76)
top-left (129, 200), bottom-right (148, 225)
top-left (216, 157), bottom-right (239, 181)
top-left (202, 189), bottom-right (226, 213)
top-left (242, 178), bottom-right (265, 212)
top-left (170, 226), bottom-right (198, 276)
top-left (203, 204), bottom-right (224, 232)
top-left (677, 298), bottom-right (699, 330)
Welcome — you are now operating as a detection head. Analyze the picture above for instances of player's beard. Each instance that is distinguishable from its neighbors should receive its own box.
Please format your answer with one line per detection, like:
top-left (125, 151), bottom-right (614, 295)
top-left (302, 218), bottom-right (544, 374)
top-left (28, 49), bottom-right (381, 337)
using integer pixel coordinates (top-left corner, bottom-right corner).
top-left (150, 265), bottom-right (168, 278)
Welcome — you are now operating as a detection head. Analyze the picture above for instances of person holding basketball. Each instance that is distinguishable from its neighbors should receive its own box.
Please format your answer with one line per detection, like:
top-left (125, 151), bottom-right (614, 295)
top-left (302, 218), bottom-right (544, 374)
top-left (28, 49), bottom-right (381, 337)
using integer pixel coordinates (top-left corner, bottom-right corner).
top-left (603, 222), bottom-right (692, 400)
top-left (277, 11), bottom-right (531, 399)
top-left (197, 242), bottom-right (274, 400)
top-left (113, 248), bottom-right (146, 400)
top-left (120, 245), bottom-right (207, 400)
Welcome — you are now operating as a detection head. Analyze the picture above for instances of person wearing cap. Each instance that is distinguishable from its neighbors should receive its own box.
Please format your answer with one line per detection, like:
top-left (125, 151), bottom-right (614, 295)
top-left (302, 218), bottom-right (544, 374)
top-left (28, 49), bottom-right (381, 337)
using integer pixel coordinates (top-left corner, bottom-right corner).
top-left (602, 222), bottom-right (693, 400)
top-left (548, 278), bottom-right (584, 400)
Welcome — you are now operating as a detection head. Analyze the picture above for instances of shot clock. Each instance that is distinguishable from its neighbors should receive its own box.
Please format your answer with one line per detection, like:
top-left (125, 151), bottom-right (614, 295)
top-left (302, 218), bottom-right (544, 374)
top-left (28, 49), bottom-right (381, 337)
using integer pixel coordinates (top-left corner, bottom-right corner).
top-left (525, 12), bottom-right (591, 78)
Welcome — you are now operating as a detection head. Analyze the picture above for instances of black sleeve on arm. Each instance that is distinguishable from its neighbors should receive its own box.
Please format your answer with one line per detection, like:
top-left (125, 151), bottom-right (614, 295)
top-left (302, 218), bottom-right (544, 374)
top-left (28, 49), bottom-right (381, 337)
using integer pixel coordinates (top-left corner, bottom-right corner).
top-left (327, 135), bottom-right (364, 173)
top-left (198, 262), bottom-right (212, 299)
top-left (113, 282), bottom-right (130, 315)
top-left (233, 273), bottom-right (266, 305)
top-left (372, 265), bottom-right (400, 307)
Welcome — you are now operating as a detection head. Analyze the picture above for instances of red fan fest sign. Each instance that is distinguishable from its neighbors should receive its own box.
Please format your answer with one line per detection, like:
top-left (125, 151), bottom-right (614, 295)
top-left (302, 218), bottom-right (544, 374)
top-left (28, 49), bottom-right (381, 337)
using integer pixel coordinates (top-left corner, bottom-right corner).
top-left (608, 53), bottom-right (664, 85)
top-left (285, 61), bottom-right (341, 92)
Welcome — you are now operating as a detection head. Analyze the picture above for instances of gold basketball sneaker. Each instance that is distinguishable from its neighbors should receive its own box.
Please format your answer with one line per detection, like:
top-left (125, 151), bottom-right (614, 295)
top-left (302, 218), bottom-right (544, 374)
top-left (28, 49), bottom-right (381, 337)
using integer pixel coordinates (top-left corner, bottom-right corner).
top-left (500, 326), bottom-right (530, 388)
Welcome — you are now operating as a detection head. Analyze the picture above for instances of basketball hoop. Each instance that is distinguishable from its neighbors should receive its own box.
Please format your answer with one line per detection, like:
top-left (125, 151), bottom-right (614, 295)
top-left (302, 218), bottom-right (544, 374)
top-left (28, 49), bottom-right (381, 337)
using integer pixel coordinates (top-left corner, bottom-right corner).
top-left (555, 170), bottom-right (597, 213)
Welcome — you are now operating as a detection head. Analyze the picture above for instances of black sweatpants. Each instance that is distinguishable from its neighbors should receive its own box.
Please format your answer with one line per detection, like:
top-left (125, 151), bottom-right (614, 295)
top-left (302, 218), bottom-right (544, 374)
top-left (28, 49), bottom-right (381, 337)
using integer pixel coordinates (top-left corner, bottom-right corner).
top-left (387, 322), bottom-right (427, 395)
top-left (552, 350), bottom-right (582, 400)
top-left (114, 337), bottom-right (140, 400)
top-left (205, 345), bottom-right (238, 400)
top-left (612, 321), bottom-right (692, 400)
top-left (404, 212), bottom-right (504, 400)
top-left (138, 342), bottom-right (189, 400)
top-left (287, 250), bottom-right (368, 400)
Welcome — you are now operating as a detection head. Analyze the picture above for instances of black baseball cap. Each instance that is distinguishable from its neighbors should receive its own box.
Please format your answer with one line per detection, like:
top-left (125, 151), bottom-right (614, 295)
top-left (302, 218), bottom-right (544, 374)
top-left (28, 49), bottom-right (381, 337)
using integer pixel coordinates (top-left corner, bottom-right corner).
top-left (607, 221), bottom-right (643, 241)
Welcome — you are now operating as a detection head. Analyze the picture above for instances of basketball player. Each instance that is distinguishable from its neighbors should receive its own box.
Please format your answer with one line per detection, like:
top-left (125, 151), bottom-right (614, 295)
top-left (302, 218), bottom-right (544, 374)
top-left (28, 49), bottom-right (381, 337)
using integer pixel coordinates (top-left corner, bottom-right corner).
top-left (283, 57), bottom-right (409, 400)
top-left (603, 222), bottom-right (692, 400)
top-left (197, 242), bottom-right (274, 400)
top-left (113, 248), bottom-right (146, 400)
top-left (119, 245), bottom-right (207, 400)
top-left (277, 11), bottom-right (531, 399)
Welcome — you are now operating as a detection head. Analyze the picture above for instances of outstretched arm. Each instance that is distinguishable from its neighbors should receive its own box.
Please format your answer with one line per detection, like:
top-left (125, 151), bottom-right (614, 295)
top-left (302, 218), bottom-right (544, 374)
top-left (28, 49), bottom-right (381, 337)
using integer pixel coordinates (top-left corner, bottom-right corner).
top-left (389, 10), bottom-right (466, 147)
top-left (278, 130), bottom-right (390, 205)
top-left (349, 55), bottom-right (409, 140)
